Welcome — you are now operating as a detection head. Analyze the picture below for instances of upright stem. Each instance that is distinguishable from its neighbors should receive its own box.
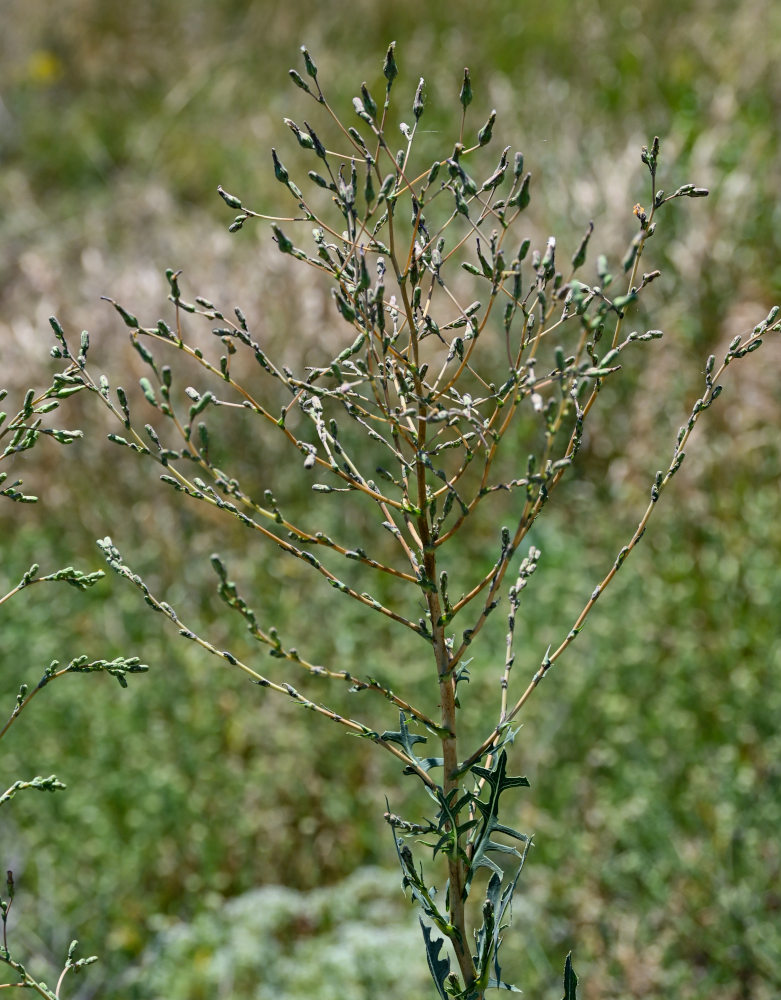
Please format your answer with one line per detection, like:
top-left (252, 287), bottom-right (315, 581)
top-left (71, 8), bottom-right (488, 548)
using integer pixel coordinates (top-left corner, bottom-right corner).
top-left (391, 181), bottom-right (477, 994)
top-left (419, 512), bottom-right (475, 991)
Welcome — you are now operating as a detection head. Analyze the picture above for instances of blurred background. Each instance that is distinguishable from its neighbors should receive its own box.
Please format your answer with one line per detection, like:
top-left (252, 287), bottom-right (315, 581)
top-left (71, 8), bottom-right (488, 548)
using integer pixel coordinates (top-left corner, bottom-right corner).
top-left (1, 1), bottom-right (780, 997)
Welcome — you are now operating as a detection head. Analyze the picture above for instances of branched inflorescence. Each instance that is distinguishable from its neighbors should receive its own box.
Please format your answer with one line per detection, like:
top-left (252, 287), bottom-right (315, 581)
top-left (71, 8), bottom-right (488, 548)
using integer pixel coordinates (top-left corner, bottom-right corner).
top-left (48, 45), bottom-right (778, 998)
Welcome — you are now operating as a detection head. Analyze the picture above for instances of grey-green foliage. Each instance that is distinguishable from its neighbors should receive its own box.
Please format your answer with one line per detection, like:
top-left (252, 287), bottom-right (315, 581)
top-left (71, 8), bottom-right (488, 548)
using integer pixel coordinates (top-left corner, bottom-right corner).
top-left (0, 363), bottom-right (147, 995)
top-left (124, 867), bottom-right (435, 1000)
top-left (0, 345), bottom-right (86, 503)
top-left (46, 44), bottom-right (779, 999)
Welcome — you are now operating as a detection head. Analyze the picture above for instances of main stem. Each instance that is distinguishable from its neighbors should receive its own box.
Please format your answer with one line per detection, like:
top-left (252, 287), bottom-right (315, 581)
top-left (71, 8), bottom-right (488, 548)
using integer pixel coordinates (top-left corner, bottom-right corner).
top-left (417, 485), bottom-right (474, 991)
top-left (393, 208), bottom-right (476, 991)
top-left (423, 529), bottom-right (475, 990)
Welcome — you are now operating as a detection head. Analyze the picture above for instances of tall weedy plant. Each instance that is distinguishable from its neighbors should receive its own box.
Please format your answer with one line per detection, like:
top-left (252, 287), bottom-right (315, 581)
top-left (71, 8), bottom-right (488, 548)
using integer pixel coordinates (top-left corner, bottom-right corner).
top-left (48, 45), bottom-right (778, 997)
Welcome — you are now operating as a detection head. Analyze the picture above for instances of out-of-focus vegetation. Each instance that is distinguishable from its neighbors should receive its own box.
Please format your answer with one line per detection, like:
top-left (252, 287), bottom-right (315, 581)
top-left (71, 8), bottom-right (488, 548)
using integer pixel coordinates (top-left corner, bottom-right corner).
top-left (1, 1), bottom-right (779, 998)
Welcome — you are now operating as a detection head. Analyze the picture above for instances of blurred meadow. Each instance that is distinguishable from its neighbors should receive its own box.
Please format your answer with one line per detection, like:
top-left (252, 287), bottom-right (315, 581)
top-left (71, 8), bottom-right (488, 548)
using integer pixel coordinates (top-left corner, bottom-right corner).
top-left (1, 1), bottom-right (780, 997)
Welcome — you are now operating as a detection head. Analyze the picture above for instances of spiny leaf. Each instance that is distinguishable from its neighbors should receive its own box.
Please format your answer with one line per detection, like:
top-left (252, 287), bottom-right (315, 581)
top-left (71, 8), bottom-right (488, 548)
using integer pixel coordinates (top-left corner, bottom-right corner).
top-left (466, 751), bottom-right (529, 892)
top-left (382, 713), bottom-right (444, 775)
top-left (420, 920), bottom-right (452, 1000)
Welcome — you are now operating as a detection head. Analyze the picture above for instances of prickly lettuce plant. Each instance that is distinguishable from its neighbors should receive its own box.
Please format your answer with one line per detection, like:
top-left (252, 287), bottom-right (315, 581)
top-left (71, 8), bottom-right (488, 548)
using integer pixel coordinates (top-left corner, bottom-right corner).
top-left (0, 367), bottom-right (147, 996)
top-left (50, 45), bottom-right (778, 997)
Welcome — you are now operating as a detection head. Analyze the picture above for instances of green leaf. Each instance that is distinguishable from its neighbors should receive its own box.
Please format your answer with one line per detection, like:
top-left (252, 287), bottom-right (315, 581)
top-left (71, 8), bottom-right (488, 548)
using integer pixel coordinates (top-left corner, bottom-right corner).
top-left (419, 920), bottom-right (452, 1000)
top-left (382, 711), bottom-right (426, 758)
top-left (487, 978), bottom-right (523, 992)
top-left (383, 714), bottom-right (444, 775)
top-left (474, 872), bottom-right (501, 988)
top-left (466, 751), bottom-right (529, 893)
top-left (562, 952), bottom-right (578, 1000)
